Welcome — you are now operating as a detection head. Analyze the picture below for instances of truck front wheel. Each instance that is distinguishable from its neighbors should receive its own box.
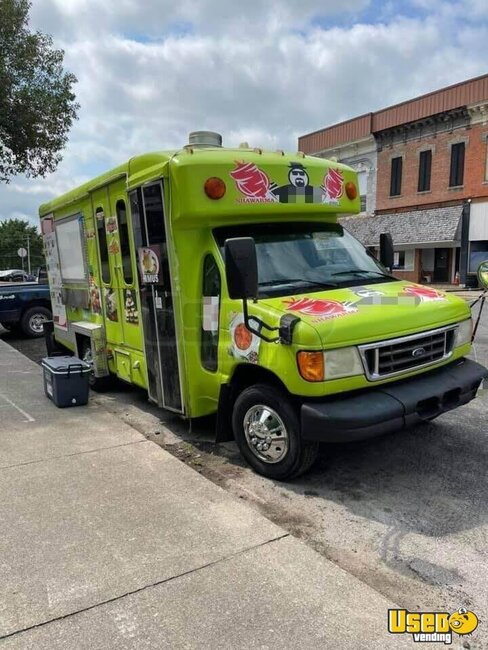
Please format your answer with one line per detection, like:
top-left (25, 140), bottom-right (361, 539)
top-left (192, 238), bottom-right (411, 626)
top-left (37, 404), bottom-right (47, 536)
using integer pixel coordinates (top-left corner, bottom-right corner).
top-left (232, 384), bottom-right (319, 481)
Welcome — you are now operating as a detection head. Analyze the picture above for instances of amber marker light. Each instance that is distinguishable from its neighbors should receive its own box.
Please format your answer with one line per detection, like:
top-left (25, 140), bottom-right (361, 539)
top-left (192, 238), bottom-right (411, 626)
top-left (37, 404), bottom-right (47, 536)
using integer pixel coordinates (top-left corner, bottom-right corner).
top-left (204, 177), bottom-right (226, 199)
top-left (297, 351), bottom-right (325, 382)
top-left (345, 181), bottom-right (357, 200)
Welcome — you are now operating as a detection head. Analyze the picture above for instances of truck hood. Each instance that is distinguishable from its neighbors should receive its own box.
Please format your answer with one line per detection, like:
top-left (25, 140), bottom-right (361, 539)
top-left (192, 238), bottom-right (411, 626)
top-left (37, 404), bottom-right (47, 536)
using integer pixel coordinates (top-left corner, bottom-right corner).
top-left (257, 281), bottom-right (470, 348)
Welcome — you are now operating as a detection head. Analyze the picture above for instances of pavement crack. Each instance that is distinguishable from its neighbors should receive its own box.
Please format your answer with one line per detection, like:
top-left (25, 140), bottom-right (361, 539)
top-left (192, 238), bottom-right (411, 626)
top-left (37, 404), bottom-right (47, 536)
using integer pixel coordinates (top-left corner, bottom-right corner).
top-left (0, 439), bottom-right (148, 472)
top-left (0, 533), bottom-right (290, 641)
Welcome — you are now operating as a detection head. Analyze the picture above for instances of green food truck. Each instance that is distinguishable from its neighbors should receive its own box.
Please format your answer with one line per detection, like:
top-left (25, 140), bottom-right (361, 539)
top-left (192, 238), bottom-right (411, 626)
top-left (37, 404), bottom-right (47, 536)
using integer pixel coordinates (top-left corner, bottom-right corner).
top-left (40, 131), bottom-right (488, 480)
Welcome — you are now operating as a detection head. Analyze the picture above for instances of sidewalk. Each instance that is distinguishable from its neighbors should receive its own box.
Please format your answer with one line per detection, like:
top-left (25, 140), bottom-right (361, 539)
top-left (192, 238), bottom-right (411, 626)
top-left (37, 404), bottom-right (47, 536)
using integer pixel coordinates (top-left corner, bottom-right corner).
top-left (0, 339), bottom-right (411, 649)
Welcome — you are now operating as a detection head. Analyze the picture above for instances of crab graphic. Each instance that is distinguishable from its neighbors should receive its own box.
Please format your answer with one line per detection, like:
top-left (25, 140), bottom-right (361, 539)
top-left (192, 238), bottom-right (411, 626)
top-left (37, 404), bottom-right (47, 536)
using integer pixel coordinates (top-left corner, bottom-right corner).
top-left (402, 285), bottom-right (445, 302)
top-left (284, 297), bottom-right (357, 320)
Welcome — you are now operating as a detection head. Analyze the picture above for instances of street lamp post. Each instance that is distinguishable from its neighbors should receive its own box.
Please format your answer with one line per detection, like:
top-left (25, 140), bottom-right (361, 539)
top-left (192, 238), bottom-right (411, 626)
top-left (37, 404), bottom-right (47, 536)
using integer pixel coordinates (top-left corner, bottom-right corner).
top-left (26, 235), bottom-right (31, 275)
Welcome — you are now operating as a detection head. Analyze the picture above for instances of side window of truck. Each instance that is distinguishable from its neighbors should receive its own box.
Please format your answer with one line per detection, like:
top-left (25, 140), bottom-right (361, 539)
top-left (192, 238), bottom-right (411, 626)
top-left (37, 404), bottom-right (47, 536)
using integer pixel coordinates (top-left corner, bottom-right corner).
top-left (95, 207), bottom-right (111, 284)
top-left (116, 199), bottom-right (133, 285)
top-left (201, 255), bottom-right (221, 372)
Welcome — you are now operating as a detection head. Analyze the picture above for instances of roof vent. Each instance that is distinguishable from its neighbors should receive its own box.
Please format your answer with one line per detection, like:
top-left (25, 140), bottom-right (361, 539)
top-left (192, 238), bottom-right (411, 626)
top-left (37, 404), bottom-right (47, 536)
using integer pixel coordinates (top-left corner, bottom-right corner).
top-left (188, 131), bottom-right (223, 148)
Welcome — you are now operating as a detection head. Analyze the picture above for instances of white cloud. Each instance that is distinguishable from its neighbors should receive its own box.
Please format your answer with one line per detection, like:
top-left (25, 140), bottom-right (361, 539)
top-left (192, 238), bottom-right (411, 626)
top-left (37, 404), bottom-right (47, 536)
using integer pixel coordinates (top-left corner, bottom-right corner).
top-left (31, 0), bottom-right (371, 39)
top-left (1, 0), bottom-right (487, 225)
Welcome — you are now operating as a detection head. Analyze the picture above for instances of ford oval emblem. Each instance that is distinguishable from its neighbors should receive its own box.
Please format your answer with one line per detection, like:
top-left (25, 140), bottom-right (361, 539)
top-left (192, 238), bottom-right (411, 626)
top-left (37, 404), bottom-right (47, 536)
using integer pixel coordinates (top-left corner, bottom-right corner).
top-left (412, 347), bottom-right (426, 358)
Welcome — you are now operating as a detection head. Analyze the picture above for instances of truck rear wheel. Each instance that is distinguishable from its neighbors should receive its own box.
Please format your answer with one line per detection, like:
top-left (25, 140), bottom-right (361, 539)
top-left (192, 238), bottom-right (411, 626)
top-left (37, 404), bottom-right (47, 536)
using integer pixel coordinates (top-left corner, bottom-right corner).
top-left (80, 341), bottom-right (113, 392)
top-left (20, 306), bottom-right (51, 338)
top-left (232, 384), bottom-right (319, 481)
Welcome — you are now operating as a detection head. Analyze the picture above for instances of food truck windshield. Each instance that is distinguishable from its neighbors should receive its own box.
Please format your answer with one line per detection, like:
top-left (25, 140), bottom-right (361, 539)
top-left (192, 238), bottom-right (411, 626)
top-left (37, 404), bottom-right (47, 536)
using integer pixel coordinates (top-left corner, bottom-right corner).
top-left (214, 222), bottom-right (395, 298)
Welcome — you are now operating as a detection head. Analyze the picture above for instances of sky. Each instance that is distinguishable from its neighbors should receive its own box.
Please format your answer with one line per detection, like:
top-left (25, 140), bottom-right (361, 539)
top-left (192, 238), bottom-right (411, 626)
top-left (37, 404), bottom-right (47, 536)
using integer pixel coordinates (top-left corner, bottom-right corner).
top-left (1, 0), bottom-right (487, 227)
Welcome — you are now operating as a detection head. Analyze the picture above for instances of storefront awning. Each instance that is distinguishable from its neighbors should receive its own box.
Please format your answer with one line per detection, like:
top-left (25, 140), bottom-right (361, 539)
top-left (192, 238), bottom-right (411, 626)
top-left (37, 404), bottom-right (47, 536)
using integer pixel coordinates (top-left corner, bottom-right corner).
top-left (340, 205), bottom-right (463, 247)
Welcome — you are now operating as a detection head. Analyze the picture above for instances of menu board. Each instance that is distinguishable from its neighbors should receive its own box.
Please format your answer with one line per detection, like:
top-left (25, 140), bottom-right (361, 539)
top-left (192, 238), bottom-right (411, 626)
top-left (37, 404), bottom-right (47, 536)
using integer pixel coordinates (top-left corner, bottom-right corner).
top-left (42, 215), bottom-right (67, 330)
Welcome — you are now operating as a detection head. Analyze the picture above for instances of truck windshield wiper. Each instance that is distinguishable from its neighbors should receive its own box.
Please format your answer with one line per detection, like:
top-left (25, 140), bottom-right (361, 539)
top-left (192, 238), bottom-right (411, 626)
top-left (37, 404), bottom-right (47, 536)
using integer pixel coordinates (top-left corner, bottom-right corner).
top-left (331, 269), bottom-right (393, 279)
top-left (259, 278), bottom-right (338, 289)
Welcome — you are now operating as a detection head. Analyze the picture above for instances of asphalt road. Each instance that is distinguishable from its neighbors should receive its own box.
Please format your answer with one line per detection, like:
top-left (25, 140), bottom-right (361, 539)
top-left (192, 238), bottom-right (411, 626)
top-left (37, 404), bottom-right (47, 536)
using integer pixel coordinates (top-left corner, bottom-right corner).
top-left (2, 299), bottom-right (487, 647)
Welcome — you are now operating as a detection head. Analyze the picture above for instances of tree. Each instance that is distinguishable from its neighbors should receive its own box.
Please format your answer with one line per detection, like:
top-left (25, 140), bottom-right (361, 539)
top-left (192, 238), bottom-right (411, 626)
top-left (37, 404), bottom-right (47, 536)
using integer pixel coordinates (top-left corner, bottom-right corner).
top-left (0, 218), bottom-right (44, 271)
top-left (0, 0), bottom-right (79, 182)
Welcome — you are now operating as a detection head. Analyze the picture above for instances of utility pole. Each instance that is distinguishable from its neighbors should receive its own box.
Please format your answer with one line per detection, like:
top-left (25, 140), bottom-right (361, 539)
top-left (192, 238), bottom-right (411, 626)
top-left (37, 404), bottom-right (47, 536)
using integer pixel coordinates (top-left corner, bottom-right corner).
top-left (26, 235), bottom-right (31, 275)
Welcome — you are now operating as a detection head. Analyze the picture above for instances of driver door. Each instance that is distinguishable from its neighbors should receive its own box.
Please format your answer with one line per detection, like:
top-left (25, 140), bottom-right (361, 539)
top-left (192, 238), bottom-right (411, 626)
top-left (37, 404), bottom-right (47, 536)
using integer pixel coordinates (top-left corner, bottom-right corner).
top-left (129, 182), bottom-right (183, 412)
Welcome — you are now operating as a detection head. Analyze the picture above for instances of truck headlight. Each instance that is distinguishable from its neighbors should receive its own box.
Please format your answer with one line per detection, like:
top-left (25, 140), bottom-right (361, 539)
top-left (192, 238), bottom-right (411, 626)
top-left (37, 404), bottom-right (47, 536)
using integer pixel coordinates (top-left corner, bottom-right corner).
top-left (324, 346), bottom-right (364, 380)
top-left (455, 319), bottom-right (472, 348)
top-left (297, 346), bottom-right (364, 382)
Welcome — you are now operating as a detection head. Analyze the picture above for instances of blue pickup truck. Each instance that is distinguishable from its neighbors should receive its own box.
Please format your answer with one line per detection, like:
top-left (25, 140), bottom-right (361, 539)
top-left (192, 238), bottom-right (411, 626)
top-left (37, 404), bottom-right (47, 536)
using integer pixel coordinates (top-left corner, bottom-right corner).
top-left (0, 273), bottom-right (52, 337)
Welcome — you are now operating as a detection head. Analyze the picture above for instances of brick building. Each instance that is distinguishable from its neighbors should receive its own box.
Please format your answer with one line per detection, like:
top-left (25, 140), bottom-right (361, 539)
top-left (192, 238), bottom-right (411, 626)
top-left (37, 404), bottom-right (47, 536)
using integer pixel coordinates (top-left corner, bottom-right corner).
top-left (299, 74), bottom-right (488, 286)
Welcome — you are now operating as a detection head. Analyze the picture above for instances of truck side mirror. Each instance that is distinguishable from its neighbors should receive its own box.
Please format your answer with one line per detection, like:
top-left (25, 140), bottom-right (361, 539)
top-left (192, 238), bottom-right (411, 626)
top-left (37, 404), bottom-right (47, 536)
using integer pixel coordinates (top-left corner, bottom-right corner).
top-left (478, 261), bottom-right (488, 289)
top-left (379, 232), bottom-right (394, 270)
top-left (224, 237), bottom-right (284, 344)
top-left (224, 237), bottom-right (258, 300)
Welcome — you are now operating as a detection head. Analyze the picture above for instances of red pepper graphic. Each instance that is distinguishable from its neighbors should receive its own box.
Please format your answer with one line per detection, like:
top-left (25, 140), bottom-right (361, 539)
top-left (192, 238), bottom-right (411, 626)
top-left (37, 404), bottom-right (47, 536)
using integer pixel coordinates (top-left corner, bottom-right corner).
top-left (284, 297), bottom-right (356, 319)
top-left (230, 161), bottom-right (273, 199)
top-left (402, 285), bottom-right (444, 302)
top-left (324, 168), bottom-right (344, 200)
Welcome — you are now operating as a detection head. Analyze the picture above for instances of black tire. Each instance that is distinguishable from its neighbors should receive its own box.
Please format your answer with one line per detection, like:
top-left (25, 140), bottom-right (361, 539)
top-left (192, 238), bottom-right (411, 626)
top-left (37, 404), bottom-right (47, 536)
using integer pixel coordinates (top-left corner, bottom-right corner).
top-left (20, 306), bottom-right (52, 338)
top-left (80, 341), bottom-right (113, 392)
top-left (232, 384), bottom-right (319, 481)
top-left (0, 322), bottom-right (14, 331)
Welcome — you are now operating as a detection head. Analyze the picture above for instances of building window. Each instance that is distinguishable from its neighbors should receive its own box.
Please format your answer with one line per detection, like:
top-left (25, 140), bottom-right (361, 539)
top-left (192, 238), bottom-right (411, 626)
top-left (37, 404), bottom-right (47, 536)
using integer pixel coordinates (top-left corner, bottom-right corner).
top-left (393, 249), bottom-right (414, 271)
top-left (357, 170), bottom-right (367, 211)
top-left (201, 255), bottom-right (221, 371)
top-left (390, 157), bottom-right (402, 196)
top-left (418, 150), bottom-right (432, 192)
top-left (485, 137), bottom-right (488, 181)
top-left (449, 142), bottom-right (465, 187)
top-left (469, 241), bottom-right (488, 273)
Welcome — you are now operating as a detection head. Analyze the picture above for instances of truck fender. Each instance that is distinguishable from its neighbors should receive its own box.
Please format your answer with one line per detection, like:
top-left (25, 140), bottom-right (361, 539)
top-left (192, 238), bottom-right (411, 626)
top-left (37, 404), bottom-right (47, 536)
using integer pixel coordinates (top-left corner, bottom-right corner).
top-left (215, 364), bottom-right (292, 443)
top-left (215, 384), bottom-right (234, 443)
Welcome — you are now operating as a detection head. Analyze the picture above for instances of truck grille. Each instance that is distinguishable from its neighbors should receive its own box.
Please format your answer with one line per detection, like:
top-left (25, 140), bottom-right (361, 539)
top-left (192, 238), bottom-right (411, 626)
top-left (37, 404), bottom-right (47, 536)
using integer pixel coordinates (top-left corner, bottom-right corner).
top-left (359, 325), bottom-right (457, 381)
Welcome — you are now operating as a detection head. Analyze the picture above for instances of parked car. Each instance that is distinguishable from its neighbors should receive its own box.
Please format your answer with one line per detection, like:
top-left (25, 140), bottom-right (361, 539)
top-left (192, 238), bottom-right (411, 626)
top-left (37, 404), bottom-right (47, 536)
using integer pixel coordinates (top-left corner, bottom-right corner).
top-left (0, 279), bottom-right (51, 337)
top-left (0, 269), bottom-right (29, 282)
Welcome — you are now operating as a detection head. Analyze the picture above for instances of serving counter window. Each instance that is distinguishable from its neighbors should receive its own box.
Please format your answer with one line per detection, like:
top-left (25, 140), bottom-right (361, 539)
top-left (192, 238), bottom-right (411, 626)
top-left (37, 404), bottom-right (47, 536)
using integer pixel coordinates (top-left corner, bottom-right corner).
top-left (56, 214), bottom-right (87, 283)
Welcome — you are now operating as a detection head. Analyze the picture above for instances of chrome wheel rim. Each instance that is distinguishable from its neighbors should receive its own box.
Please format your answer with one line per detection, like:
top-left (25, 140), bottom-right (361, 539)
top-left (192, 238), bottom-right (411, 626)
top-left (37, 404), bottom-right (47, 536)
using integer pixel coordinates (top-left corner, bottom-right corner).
top-left (243, 405), bottom-right (289, 464)
top-left (29, 313), bottom-right (48, 334)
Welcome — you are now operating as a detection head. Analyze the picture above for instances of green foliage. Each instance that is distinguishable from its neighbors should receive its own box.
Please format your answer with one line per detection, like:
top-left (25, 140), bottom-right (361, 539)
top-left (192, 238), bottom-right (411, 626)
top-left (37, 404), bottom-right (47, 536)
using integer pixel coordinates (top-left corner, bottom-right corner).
top-left (0, 217), bottom-right (44, 270)
top-left (0, 0), bottom-right (79, 182)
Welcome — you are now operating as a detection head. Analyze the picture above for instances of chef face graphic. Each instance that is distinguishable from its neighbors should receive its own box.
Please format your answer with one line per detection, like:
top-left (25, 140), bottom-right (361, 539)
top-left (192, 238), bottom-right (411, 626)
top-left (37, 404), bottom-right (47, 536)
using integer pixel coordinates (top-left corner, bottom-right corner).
top-left (288, 163), bottom-right (309, 188)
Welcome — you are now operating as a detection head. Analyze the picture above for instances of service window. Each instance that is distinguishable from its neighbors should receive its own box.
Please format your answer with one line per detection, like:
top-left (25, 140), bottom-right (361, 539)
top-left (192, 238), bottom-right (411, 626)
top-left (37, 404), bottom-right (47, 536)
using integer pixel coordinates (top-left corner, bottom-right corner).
top-left (56, 214), bottom-right (87, 282)
top-left (201, 255), bottom-right (221, 371)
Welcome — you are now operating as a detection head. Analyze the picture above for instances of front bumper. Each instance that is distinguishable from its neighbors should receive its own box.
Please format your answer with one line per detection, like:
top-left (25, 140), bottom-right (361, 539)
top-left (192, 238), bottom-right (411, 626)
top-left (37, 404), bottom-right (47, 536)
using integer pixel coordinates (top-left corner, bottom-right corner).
top-left (301, 358), bottom-right (488, 442)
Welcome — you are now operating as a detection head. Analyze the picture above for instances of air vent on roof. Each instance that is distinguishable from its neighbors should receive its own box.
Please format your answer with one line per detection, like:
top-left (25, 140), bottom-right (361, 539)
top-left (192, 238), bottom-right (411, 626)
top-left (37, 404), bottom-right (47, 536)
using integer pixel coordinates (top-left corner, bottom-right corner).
top-left (188, 131), bottom-right (223, 148)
